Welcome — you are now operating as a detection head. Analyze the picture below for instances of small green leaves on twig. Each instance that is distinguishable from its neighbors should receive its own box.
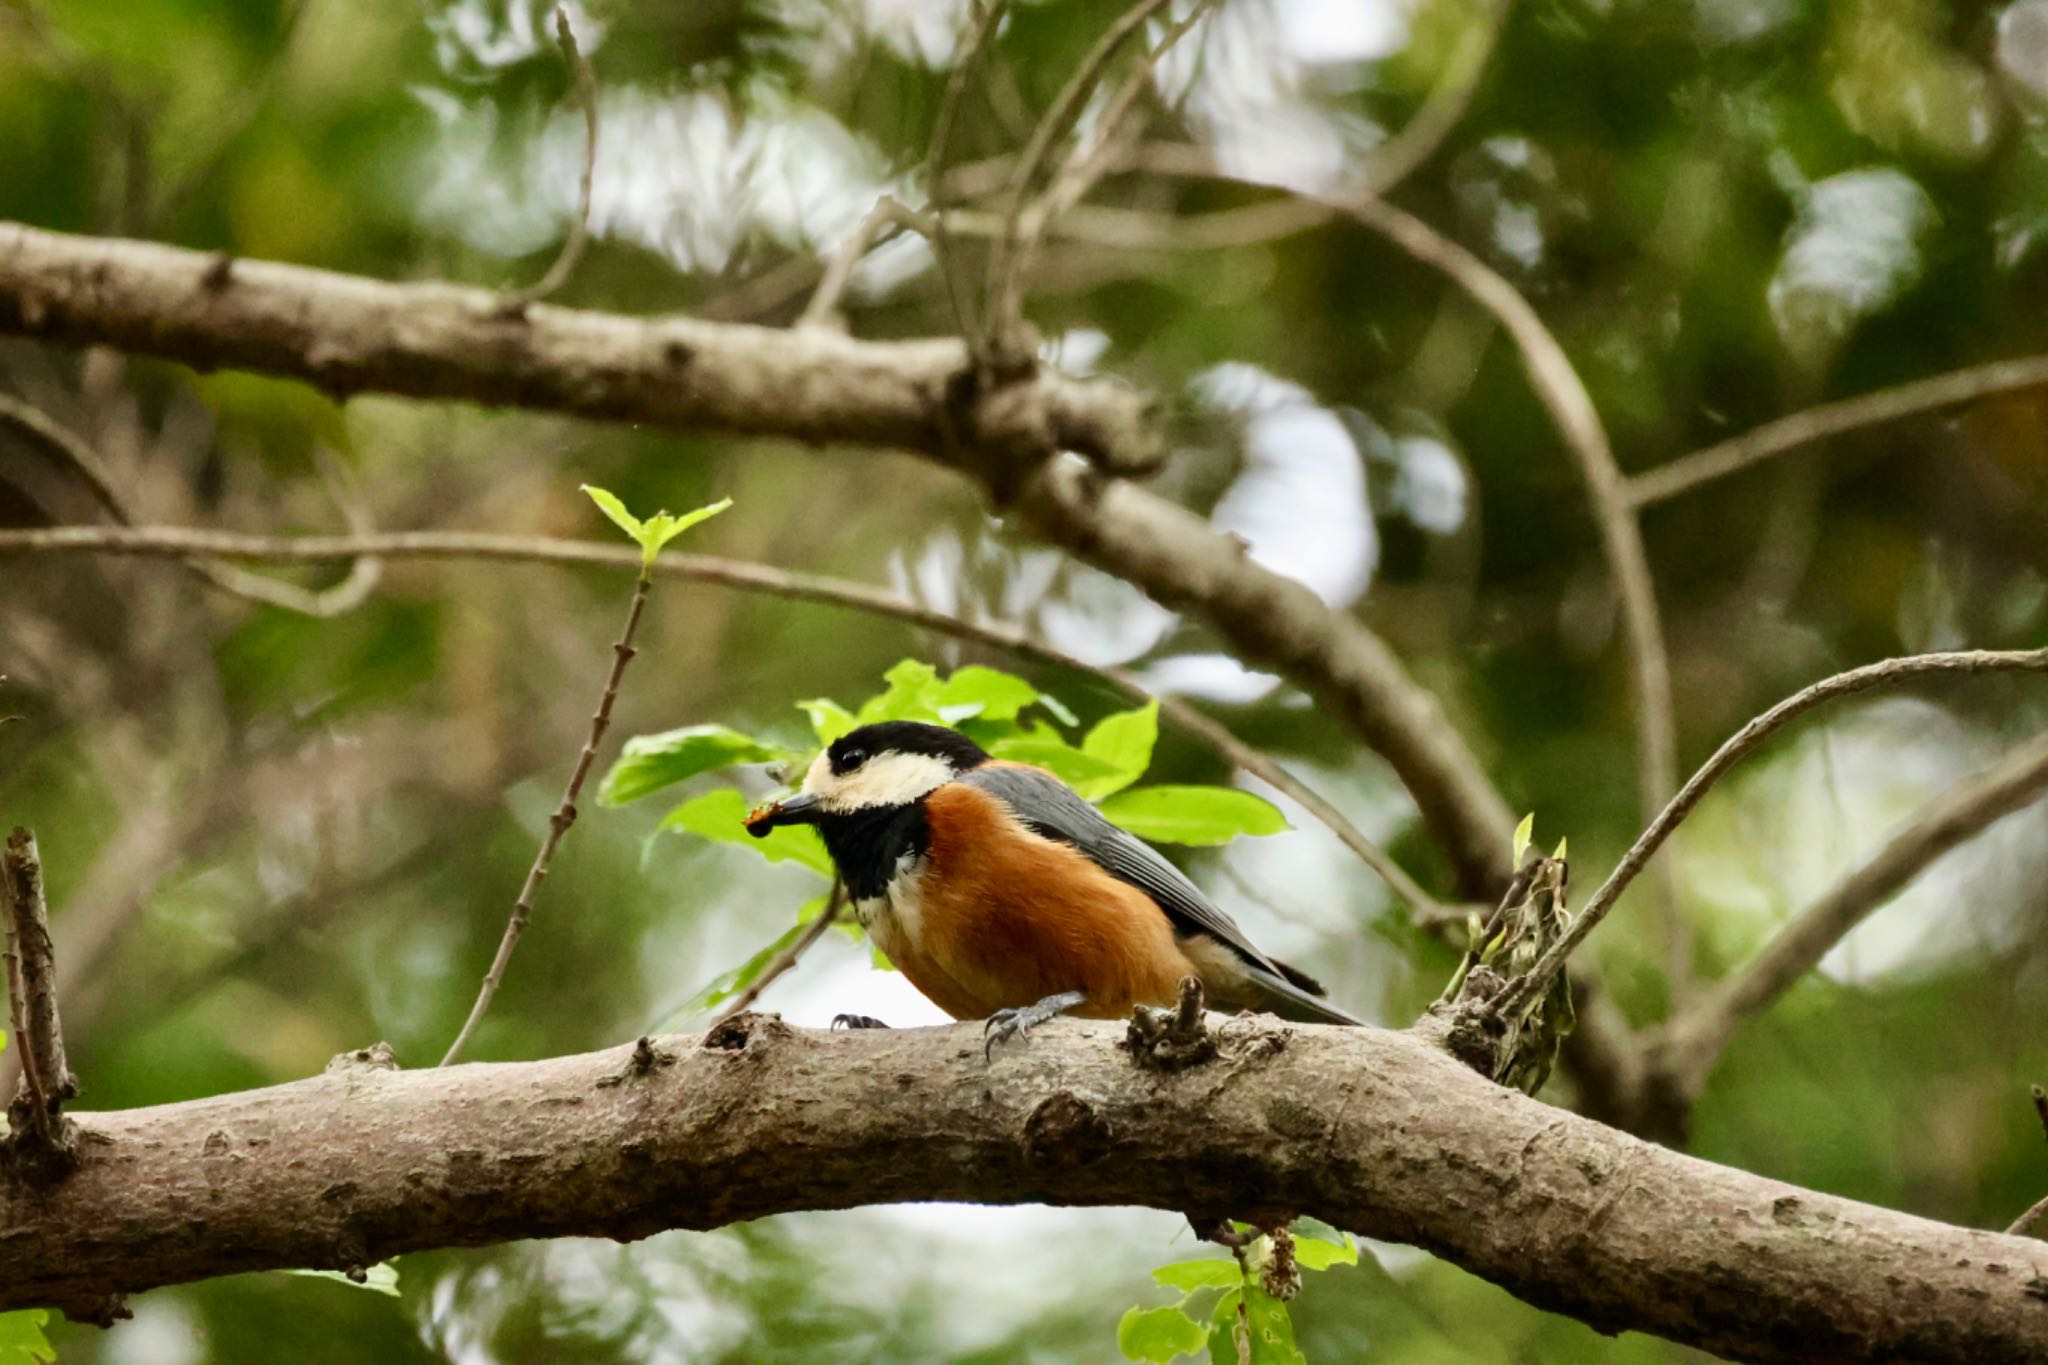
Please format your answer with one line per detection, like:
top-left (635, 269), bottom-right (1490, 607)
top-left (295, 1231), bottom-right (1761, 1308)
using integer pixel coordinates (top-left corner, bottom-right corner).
top-left (1118, 1223), bottom-right (1354, 1364)
top-left (437, 486), bottom-right (731, 1067)
top-left (581, 485), bottom-right (731, 574)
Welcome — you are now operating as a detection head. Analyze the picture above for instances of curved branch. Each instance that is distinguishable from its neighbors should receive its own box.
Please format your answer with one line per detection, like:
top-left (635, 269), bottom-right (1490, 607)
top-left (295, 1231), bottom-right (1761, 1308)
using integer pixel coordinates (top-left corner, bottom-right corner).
top-left (0, 523), bottom-right (1443, 920)
top-left (1661, 725), bottom-right (2048, 1092)
top-left (1628, 354), bottom-right (2048, 507)
top-left (1495, 647), bottom-right (2048, 1022)
top-left (1330, 192), bottom-right (1683, 976)
top-left (5, 1019), bottom-right (2045, 1362)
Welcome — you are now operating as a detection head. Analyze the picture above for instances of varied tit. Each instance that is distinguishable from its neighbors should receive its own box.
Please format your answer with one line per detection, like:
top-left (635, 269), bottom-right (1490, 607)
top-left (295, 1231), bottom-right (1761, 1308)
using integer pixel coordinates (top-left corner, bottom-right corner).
top-left (745, 719), bottom-right (1361, 1046)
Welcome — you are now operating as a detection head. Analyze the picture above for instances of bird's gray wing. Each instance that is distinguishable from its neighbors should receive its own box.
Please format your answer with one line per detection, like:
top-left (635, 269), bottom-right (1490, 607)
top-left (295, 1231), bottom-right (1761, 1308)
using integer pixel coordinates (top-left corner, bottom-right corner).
top-left (958, 763), bottom-right (1285, 974)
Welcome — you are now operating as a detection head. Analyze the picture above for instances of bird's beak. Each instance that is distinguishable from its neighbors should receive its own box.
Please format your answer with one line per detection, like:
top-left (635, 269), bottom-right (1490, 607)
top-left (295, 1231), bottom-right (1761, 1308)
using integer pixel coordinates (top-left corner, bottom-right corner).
top-left (745, 792), bottom-right (824, 836)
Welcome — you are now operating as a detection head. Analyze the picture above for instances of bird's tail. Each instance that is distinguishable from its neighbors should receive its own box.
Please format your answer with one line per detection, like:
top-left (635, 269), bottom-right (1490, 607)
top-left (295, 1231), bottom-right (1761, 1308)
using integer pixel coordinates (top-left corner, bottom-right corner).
top-left (1246, 958), bottom-right (1365, 1026)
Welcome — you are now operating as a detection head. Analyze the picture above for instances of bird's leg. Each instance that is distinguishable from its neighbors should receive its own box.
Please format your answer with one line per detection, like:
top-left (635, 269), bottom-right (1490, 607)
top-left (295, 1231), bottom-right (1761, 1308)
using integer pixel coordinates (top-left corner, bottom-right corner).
top-left (983, 990), bottom-right (1087, 1060)
top-left (831, 1014), bottom-right (891, 1030)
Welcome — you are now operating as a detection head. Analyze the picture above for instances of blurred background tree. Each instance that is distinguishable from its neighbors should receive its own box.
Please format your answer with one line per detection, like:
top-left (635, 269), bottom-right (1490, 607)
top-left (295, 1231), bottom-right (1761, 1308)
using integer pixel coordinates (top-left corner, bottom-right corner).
top-left (3, 0), bottom-right (2048, 1359)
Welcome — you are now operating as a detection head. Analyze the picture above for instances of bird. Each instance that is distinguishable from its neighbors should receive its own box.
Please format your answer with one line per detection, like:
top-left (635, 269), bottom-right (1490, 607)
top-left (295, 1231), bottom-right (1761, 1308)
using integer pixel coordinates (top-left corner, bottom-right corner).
top-left (744, 719), bottom-right (1361, 1049)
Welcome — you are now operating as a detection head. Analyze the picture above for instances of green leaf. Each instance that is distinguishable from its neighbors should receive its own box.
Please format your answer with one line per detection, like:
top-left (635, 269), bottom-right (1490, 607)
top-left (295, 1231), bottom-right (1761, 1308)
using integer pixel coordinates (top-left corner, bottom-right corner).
top-left (1512, 811), bottom-right (1534, 866)
top-left (1206, 1287), bottom-right (1244, 1365)
top-left (581, 483), bottom-right (641, 539)
top-left (988, 737), bottom-right (1136, 792)
top-left (1117, 1305), bottom-right (1209, 1364)
top-left (1081, 700), bottom-right (1158, 797)
top-left (642, 496), bottom-right (731, 555)
top-left (286, 1263), bottom-right (401, 1298)
top-left (935, 664), bottom-right (1041, 722)
top-left (658, 788), bottom-right (834, 878)
top-left (797, 697), bottom-right (858, 745)
top-left (1292, 1232), bottom-right (1358, 1271)
top-left (1243, 1288), bottom-right (1307, 1365)
top-left (1152, 1258), bottom-right (1244, 1290)
top-left (1097, 786), bottom-right (1289, 845)
top-left (856, 659), bottom-right (946, 724)
top-left (599, 724), bottom-right (789, 806)
top-left (0, 1309), bottom-right (54, 1365)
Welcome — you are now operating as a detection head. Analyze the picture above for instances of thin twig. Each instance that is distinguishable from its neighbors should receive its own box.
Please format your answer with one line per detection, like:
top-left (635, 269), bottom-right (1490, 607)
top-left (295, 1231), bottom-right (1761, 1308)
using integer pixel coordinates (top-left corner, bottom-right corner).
top-left (922, 0), bottom-right (1010, 346)
top-left (1358, 0), bottom-right (1511, 196)
top-left (985, 0), bottom-right (1176, 353)
top-left (0, 392), bottom-right (381, 616)
top-left (3, 827), bottom-right (77, 1170)
top-left (0, 523), bottom-right (1443, 921)
top-left (2033, 1084), bottom-right (2048, 1142)
top-left (2008, 1194), bottom-right (2048, 1239)
top-left (1664, 726), bottom-right (2048, 1088)
top-left (439, 563), bottom-right (655, 1066)
top-left (797, 196), bottom-right (932, 330)
top-left (706, 881), bottom-right (847, 1032)
top-left (1326, 191), bottom-right (1684, 983)
top-left (993, 0), bottom-right (1211, 332)
top-left (497, 7), bottom-right (599, 313)
top-left (1628, 354), bottom-right (2048, 508)
top-left (1493, 647), bottom-right (2048, 1022)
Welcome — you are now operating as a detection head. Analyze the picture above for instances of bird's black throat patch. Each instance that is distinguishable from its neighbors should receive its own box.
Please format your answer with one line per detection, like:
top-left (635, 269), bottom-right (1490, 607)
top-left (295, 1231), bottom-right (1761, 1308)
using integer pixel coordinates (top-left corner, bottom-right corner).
top-left (814, 799), bottom-right (931, 902)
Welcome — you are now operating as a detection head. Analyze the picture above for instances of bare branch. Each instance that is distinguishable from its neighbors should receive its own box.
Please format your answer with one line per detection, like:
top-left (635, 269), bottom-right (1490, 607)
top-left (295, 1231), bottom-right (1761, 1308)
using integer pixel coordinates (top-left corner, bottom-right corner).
top-left (1628, 354), bottom-right (2048, 507)
top-left (993, 0), bottom-right (1212, 334)
top-left (1327, 191), bottom-right (1685, 982)
top-left (0, 391), bottom-right (380, 616)
top-left (0, 220), bottom-right (1161, 478)
top-left (0, 522), bottom-right (1443, 922)
top-left (706, 882), bottom-right (847, 1032)
top-left (1357, 0), bottom-right (1511, 196)
top-left (922, 0), bottom-right (1010, 345)
top-left (439, 563), bottom-right (655, 1065)
top-left (2, 827), bottom-right (77, 1173)
top-left (985, 0), bottom-right (1176, 351)
top-left (1494, 647), bottom-right (2048, 1023)
top-left (497, 7), bottom-right (600, 313)
top-left (2035, 1083), bottom-right (2048, 1143)
top-left (5, 1020), bottom-right (2046, 1361)
top-left (1662, 726), bottom-right (2048, 1092)
top-left (797, 196), bottom-right (932, 331)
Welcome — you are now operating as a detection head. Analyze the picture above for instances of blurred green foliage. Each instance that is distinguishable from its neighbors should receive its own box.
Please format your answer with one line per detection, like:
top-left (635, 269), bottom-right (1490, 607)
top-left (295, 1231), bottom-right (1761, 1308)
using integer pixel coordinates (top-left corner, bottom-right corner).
top-left (3, 0), bottom-right (2048, 1360)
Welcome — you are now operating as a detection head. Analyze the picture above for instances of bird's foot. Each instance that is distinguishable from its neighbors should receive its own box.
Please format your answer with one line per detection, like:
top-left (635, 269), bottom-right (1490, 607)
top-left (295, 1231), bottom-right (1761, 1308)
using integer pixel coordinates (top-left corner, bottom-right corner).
top-left (831, 1013), bottom-right (890, 1030)
top-left (983, 991), bottom-right (1087, 1061)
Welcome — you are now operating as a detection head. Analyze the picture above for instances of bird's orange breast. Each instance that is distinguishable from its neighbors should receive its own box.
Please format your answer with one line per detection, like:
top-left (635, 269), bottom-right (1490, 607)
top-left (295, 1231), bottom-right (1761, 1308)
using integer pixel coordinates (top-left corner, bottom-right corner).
top-left (872, 780), bottom-right (1199, 1019)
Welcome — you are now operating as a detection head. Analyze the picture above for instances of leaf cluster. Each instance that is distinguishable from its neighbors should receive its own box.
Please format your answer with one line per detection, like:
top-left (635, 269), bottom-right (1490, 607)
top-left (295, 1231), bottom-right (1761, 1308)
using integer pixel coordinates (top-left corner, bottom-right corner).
top-left (1118, 1225), bottom-right (1359, 1365)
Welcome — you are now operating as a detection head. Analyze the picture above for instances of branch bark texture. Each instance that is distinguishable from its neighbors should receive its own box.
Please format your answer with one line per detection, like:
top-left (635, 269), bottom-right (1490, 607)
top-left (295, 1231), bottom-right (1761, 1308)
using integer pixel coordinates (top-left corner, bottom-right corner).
top-left (3, 1019), bottom-right (2044, 1361)
top-left (0, 221), bottom-right (1158, 478)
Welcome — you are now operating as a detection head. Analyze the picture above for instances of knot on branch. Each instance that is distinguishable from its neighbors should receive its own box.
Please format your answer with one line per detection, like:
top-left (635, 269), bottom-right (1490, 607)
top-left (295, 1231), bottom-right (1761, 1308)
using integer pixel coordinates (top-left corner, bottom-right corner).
top-left (1024, 1091), bottom-right (1114, 1167)
top-left (941, 351), bottom-right (1166, 508)
top-left (701, 1011), bottom-right (792, 1054)
top-left (597, 1035), bottom-right (674, 1087)
top-left (325, 1041), bottom-right (401, 1074)
top-left (1125, 976), bottom-right (1216, 1072)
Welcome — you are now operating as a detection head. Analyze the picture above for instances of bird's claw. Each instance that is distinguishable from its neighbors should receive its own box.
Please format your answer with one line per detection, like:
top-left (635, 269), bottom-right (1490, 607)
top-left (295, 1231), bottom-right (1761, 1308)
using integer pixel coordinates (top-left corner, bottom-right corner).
top-left (831, 1013), bottom-right (890, 1030)
top-left (982, 991), bottom-right (1086, 1061)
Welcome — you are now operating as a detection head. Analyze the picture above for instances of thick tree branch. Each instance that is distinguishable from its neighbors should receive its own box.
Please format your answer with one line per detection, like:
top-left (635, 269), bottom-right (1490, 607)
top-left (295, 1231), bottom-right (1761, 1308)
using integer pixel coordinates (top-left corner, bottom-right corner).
top-left (1015, 458), bottom-right (1517, 894)
top-left (0, 220), bottom-right (1161, 479)
top-left (1658, 726), bottom-right (2048, 1095)
top-left (2, 1019), bottom-right (2044, 1361)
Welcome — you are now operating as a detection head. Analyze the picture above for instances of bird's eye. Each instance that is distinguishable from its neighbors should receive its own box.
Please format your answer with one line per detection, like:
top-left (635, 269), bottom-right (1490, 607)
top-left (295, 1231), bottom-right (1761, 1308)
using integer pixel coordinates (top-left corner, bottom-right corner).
top-left (838, 747), bottom-right (867, 771)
